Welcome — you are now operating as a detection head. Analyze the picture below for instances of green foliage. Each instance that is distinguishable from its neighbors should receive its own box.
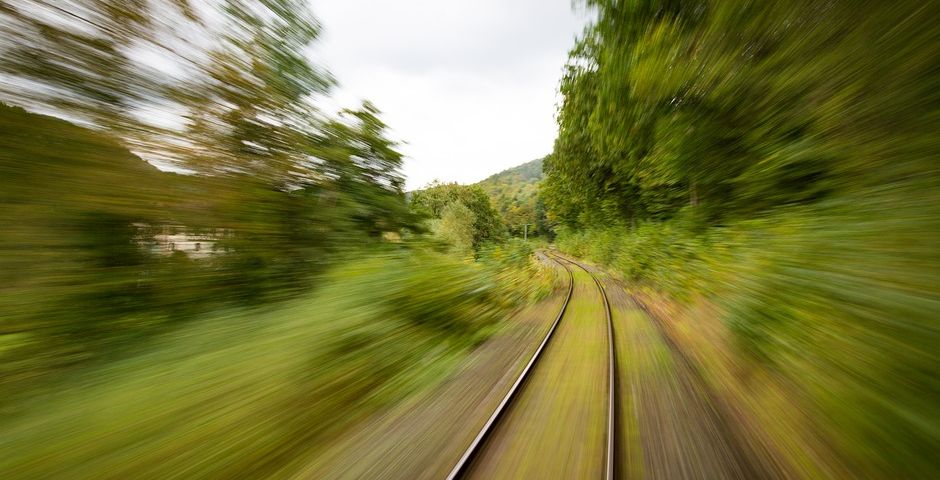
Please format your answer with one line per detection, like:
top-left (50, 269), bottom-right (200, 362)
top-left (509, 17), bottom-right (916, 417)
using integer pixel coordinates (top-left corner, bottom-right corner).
top-left (544, 0), bottom-right (940, 226)
top-left (0, 98), bottom-right (413, 393)
top-left (476, 158), bottom-right (547, 237)
top-left (0, 0), bottom-right (415, 395)
top-left (434, 202), bottom-right (477, 256)
top-left (546, 1), bottom-right (940, 477)
top-left (409, 181), bottom-right (504, 250)
top-left (478, 239), bottom-right (557, 304)
top-left (556, 197), bottom-right (940, 477)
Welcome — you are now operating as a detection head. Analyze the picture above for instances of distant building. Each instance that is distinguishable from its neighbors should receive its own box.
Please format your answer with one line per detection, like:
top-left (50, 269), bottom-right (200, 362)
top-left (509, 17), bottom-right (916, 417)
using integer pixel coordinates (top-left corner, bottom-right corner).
top-left (139, 224), bottom-right (228, 258)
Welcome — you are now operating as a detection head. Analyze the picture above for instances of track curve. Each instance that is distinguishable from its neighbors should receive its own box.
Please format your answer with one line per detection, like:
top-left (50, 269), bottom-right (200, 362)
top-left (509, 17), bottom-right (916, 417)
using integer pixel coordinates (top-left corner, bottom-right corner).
top-left (446, 251), bottom-right (617, 480)
top-left (551, 253), bottom-right (617, 480)
top-left (444, 252), bottom-right (574, 480)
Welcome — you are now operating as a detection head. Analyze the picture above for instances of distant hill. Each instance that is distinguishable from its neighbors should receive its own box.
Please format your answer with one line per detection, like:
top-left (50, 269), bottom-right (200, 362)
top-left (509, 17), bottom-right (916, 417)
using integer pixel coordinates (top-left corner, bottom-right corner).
top-left (406, 157), bottom-right (548, 237)
top-left (475, 157), bottom-right (545, 236)
top-left (477, 157), bottom-right (544, 192)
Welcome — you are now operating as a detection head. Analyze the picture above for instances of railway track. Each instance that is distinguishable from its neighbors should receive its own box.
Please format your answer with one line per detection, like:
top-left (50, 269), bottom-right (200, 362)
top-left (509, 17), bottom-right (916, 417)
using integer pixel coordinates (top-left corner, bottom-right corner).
top-left (445, 251), bottom-right (616, 480)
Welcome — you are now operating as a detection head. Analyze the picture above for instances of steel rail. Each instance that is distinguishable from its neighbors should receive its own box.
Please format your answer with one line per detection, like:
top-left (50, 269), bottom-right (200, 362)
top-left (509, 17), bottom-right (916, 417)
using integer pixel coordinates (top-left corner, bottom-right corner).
top-left (444, 252), bottom-right (574, 480)
top-left (554, 253), bottom-right (617, 480)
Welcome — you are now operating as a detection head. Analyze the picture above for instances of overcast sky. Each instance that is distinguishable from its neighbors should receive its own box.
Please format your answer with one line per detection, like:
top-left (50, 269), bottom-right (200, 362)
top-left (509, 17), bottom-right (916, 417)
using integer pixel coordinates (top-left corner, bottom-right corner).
top-left (309, 1), bottom-right (590, 190)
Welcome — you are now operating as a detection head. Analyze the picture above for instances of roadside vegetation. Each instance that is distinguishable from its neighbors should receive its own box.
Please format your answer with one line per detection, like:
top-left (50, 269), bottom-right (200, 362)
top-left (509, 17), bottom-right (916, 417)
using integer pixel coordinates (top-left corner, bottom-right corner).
top-left (543, 1), bottom-right (939, 477)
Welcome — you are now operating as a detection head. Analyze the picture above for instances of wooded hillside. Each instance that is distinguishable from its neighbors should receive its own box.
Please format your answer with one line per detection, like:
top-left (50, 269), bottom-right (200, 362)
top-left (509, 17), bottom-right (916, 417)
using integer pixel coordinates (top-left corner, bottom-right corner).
top-left (476, 157), bottom-right (547, 237)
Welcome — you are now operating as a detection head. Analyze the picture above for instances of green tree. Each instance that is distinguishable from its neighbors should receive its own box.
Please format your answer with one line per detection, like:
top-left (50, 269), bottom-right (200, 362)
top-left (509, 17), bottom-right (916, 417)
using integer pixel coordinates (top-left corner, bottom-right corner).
top-left (0, 1), bottom-right (413, 374)
top-left (410, 182), bottom-right (504, 249)
top-left (434, 202), bottom-right (476, 256)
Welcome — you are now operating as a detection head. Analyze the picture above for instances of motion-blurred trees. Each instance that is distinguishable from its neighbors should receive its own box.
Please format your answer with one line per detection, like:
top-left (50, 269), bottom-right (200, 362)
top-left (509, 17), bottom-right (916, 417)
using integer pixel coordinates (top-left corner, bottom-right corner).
top-left (543, 0), bottom-right (939, 227)
top-left (434, 202), bottom-right (476, 256)
top-left (543, 1), bottom-right (940, 477)
top-left (0, 1), bottom-right (412, 379)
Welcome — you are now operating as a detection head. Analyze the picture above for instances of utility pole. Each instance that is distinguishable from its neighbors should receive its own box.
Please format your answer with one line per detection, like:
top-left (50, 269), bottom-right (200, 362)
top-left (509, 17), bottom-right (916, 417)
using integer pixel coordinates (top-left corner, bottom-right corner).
top-left (523, 224), bottom-right (530, 241)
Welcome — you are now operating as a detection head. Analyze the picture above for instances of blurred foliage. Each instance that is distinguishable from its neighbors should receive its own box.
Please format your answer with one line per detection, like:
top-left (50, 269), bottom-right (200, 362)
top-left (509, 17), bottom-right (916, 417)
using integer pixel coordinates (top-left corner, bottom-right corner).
top-left (475, 157), bottom-right (549, 237)
top-left (0, 251), bottom-right (548, 478)
top-left (0, 98), bottom-right (411, 392)
top-left (0, 0), bottom-right (418, 397)
top-left (478, 238), bottom-right (557, 304)
top-left (545, 0), bottom-right (940, 476)
top-left (545, 0), bottom-right (939, 225)
top-left (434, 201), bottom-right (477, 256)
top-left (409, 181), bottom-right (505, 251)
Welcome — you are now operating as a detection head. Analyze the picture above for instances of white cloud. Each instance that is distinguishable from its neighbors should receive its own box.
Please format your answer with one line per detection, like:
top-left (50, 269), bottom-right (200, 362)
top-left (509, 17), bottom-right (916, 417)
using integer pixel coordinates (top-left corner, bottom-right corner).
top-left (309, 0), bottom-right (589, 189)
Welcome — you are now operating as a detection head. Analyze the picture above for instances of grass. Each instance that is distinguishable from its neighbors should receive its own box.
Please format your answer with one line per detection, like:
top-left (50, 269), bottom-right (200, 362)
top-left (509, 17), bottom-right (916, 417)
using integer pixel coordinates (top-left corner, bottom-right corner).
top-left (555, 191), bottom-right (940, 478)
top-left (0, 249), bottom-right (551, 479)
